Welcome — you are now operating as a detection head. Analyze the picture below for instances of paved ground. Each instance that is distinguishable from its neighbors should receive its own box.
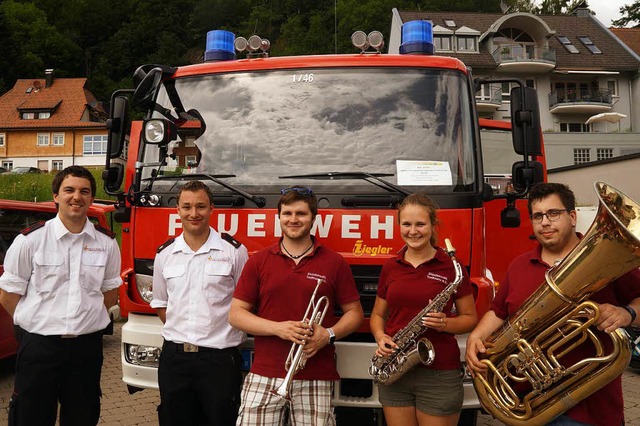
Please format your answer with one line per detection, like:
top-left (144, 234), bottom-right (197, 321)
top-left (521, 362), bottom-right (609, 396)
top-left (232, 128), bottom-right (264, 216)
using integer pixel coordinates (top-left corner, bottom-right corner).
top-left (0, 321), bottom-right (638, 425)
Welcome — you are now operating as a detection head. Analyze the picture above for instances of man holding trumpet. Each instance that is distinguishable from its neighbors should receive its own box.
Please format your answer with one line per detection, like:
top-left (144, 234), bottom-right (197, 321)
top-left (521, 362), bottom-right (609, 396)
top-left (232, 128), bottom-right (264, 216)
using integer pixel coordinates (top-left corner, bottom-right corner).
top-left (230, 186), bottom-right (364, 425)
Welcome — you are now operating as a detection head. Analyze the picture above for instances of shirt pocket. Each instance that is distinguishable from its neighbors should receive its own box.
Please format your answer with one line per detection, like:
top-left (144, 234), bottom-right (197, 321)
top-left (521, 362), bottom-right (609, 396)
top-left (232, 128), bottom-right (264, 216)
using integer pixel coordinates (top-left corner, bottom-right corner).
top-left (80, 250), bottom-right (109, 292)
top-left (163, 265), bottom-right (186, 293)
top-left (204, 262), bottom-right (233, 300)
top-left (33, 252), bottom-right (65, 294)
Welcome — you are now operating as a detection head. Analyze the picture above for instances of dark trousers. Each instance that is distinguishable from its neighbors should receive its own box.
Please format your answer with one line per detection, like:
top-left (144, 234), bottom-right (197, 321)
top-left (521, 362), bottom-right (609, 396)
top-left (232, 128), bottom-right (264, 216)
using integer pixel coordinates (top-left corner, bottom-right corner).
top-left (9, 329), bottom-right (103, 426)
top-left (158, 340), bottom-right (243, 426)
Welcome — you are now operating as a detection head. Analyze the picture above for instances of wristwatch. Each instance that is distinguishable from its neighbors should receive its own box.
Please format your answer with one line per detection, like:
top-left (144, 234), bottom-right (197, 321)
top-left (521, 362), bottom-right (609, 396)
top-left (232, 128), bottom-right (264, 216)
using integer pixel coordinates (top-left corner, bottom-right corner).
top-left (327, 328), bottom-right (336, 345)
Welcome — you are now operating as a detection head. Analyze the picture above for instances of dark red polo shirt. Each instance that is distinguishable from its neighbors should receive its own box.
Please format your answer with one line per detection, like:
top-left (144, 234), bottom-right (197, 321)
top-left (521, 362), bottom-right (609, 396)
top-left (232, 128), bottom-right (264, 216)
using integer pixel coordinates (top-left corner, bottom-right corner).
top-left (491, 239), bottom-right (640, 426)
top-left (233, 238), bottom-right (360, 380)
top-left (377, 246), bottom-right (472, 370)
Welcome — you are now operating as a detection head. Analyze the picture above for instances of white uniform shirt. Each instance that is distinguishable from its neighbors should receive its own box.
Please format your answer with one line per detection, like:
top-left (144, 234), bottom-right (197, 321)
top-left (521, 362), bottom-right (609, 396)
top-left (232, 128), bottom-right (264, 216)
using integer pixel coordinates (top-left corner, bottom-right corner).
top-left (150, 227), bottom-right (248, 349)
top-left (0, 215), bottom-right (122, 335)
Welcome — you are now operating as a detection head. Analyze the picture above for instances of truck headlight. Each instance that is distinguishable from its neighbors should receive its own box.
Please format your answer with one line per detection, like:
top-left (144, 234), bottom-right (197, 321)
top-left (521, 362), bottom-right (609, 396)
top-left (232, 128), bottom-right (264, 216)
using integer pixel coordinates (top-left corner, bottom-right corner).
top-left (135, 273), bottom-right (153, 303)
top-left (125, 344), bottom-right (161, 367)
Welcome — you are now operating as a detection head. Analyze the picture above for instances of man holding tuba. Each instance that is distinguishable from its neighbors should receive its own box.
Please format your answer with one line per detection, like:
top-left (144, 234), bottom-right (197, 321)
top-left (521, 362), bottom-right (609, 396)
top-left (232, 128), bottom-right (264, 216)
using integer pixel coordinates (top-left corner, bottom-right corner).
top-left (466, 182), bottom-right (640, 426)
top-left (230, 186), bottom-right (364, 425)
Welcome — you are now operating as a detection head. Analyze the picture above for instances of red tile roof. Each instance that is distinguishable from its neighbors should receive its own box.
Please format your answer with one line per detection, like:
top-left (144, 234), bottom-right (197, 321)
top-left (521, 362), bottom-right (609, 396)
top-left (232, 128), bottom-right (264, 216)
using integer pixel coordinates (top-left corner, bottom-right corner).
top-left (610, 27), bottom-right (640, 56)
top-left (397, 11), bottom-right (640, 72)
top-left (0, 78), bottom-right (105, 129)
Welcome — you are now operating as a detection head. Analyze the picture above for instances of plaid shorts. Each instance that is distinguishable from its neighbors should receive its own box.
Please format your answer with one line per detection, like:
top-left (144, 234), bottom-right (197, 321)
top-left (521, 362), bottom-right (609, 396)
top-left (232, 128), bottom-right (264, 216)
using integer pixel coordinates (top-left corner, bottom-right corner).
top-left (236, 372), bottom-right (336, 426)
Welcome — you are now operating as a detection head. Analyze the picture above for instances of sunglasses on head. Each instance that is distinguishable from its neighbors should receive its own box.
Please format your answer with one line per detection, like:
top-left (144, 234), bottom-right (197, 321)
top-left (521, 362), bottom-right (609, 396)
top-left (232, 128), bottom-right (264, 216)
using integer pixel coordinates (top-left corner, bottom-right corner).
top-left (281, 187), bottom-right (313, 196)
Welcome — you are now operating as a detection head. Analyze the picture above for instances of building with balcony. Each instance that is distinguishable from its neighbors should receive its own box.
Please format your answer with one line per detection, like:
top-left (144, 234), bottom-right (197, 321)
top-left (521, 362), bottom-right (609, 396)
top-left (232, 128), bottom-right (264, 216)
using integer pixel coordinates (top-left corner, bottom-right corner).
top-left (0, 69), bottom-right (107, 172)
top-left (389, 3), bottom-right (640, 169)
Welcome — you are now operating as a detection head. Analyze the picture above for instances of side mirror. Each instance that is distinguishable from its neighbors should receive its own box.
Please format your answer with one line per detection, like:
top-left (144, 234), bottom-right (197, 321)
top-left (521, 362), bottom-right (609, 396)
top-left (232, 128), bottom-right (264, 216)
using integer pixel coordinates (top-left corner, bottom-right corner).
top-left (512, 160), bottom-right (544, 192)
top-left (132, 66), bottom-right (163, 108)
top-left (510, 86), bottom-right (542, 156)
top-left (102, 163), bottom-right (124, 195)
top-left (106, 96), bottom-right (129, 159)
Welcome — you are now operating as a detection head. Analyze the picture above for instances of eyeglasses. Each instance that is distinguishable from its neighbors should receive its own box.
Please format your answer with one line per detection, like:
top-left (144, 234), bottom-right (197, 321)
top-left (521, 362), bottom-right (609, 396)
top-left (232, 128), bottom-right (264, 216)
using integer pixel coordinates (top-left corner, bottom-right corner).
top-left (530, 209), bottom-right (567, 224)
top-left (281, 187), bottom-right (313, 196)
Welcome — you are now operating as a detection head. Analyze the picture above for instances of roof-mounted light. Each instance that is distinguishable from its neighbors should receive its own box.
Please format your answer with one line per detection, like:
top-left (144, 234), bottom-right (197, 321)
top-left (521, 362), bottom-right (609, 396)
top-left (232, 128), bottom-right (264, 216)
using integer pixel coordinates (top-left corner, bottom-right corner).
top-left (400, 20), bottom-right (434, 55)
top-left (204, 30), bottom-right (236, 62)
top-left (352, 30), bottom-right (386, 53)
top-left (368, 31), bottom-right (385, 51)
top-left (235, 35), bottom-right (270, 57)
top-left (351, 31), bottom-right (369, 51)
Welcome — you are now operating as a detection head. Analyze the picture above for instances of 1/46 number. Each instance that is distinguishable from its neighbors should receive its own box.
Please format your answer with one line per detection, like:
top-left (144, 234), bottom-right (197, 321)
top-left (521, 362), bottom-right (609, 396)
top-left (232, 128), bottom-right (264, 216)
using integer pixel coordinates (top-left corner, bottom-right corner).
top-left (292, 73), bottom-right (315, 83)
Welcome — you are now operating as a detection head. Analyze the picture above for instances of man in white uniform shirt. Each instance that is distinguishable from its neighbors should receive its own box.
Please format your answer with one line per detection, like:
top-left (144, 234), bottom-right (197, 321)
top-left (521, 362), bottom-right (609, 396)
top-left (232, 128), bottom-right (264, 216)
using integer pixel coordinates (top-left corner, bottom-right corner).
top-left (0, 165), bottom-right (122, 426)
top-left (151, 180), bottom-right (248, 426)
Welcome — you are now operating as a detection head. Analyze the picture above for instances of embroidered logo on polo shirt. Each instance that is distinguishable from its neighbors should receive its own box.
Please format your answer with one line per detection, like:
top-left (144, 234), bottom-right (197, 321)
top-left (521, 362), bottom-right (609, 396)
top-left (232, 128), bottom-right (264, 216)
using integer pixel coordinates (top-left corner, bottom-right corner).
top-left (83, 245), bottom-right (105, 253)
top-left (307, 272), bottom-right (327, 282)
top-left (426, 272), bottom-right (448, 284)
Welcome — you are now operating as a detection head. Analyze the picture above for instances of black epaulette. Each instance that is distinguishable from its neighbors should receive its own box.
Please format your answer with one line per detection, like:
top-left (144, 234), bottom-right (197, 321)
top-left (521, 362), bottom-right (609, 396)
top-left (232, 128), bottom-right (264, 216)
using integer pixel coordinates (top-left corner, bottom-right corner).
top-left (221, 233), bottom-right (242, 249)
top-left (95, 225), bottom-right (116, 239)
top-left (21, 221), bottom-right (46, 236)
top-left (157, 238), bottom-right (176, 253)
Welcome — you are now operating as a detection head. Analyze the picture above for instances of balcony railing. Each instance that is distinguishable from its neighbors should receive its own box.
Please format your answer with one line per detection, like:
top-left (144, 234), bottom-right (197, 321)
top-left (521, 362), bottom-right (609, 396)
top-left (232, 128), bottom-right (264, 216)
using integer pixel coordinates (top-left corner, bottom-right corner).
top-left (475, 86), bottom-right (502, 109)
top-left (492, 44), bottom-right (556, 64)
top-left (548, 88), bottom-right (613, 109)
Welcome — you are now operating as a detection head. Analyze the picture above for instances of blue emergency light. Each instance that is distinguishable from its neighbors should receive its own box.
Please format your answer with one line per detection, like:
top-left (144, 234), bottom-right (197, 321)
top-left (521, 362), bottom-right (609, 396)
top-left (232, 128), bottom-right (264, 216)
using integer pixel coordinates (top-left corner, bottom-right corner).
top-left (399, 20), bottom-right (434, 55)
top-left (204, 30), bottom-right (236, 62)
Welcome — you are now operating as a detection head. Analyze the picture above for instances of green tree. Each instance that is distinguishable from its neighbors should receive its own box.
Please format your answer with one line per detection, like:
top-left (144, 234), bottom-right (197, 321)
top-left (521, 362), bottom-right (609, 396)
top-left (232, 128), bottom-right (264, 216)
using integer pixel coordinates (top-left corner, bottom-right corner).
top-left (612, 1), bottom-right (640, 27)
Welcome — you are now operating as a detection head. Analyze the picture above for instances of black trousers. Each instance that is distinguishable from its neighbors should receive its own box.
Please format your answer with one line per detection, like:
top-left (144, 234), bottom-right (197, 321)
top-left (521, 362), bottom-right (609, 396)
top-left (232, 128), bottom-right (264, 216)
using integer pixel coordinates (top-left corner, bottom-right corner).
top-left (158, 340), bottom-right (243, 426)
top-left (9, 329), bottom-right (103, 426)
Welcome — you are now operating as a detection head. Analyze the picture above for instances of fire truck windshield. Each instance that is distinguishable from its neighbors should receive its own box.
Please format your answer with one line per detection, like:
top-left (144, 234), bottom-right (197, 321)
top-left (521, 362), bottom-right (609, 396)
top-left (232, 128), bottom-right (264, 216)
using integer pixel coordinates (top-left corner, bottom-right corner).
top-left (143, 67), bottom-right (477, 195)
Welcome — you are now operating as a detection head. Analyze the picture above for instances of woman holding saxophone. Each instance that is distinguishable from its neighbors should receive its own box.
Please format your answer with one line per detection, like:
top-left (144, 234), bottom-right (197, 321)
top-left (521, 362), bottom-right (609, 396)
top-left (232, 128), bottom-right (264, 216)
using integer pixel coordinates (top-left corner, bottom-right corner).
top-left (370, 194), bottom-right (477, 426)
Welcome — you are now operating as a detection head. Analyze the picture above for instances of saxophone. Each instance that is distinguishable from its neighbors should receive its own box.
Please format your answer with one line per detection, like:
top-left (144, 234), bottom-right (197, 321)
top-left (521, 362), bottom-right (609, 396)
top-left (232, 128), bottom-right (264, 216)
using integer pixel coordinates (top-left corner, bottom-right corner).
top-left (369, 238), bottom-right (463, 385)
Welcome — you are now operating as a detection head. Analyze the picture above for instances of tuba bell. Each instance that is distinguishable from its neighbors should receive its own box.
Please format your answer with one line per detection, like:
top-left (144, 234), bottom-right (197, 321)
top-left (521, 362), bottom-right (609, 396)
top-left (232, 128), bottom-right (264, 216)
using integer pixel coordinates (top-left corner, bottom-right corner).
top-left (474, 181), bottom-right (640, 426)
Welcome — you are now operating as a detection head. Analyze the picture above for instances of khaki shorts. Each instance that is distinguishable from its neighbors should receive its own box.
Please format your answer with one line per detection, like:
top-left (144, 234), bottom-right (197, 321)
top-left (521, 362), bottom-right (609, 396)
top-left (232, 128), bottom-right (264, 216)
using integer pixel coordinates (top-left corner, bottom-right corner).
top-left (377, 367), bottom-right (464, 416)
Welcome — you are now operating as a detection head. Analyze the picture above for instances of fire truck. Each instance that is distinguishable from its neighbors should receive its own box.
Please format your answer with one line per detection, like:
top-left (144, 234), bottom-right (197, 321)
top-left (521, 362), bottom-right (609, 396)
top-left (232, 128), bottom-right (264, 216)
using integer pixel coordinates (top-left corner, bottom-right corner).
top-left (103, 20), bottom-right (545, 424)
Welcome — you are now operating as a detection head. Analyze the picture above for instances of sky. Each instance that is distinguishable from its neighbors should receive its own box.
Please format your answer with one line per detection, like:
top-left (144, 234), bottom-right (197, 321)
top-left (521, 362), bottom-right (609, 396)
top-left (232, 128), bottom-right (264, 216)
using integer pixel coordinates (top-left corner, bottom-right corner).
top-left (590, 0), bottom-right (629, 27)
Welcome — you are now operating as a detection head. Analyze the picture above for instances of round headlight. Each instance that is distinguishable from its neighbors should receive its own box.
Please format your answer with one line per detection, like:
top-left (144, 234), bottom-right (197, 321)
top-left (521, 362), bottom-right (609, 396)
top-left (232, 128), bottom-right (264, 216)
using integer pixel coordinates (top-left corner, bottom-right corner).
top-left (368, 31), bottom-right (385, 51)
top-left (144, 120), bottom-right (165, 144)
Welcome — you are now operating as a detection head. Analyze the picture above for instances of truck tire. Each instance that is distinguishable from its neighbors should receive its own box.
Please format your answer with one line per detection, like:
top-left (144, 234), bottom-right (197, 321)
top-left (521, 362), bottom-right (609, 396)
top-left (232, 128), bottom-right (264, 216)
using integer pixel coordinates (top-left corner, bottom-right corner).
top-left (457, 409), bottom-right (478, 426)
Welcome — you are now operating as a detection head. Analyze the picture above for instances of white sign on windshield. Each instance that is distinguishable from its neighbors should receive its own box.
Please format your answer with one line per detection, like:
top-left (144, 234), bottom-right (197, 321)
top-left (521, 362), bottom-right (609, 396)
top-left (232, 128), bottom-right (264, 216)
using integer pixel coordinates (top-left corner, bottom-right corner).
top-left (396, 160), bottom-right (453, 186)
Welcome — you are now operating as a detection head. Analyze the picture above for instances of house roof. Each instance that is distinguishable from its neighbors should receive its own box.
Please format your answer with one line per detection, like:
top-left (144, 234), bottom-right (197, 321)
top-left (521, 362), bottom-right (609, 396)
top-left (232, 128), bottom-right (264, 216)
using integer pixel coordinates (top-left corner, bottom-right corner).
top-left (0, 78), bottom-right (106, 130)
top-left (397, 10), bottom-right (640, 72)
top-left (609, 27), bottom-right (640, 56)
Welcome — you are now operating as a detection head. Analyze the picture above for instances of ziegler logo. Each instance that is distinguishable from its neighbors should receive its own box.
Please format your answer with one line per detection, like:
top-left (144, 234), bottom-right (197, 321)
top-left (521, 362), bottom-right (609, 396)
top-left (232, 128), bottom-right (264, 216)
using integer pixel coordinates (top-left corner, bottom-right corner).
top-left (352, 240), bottom-right (393, 257)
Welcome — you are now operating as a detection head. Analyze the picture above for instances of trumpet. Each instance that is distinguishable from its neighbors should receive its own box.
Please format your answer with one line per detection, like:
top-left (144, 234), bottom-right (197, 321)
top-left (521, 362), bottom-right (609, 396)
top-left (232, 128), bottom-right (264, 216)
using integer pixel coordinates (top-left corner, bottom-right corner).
top-left (272, 278), bottom-right (330, 400)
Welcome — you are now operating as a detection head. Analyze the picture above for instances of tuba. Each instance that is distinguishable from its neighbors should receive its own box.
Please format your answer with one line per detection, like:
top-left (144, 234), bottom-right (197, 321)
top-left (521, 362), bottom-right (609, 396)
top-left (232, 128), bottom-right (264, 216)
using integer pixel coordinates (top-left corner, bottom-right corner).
top-left (474, 181), bottom-right (640, 426)
top-left (272, 278), bottom-right (330, 400)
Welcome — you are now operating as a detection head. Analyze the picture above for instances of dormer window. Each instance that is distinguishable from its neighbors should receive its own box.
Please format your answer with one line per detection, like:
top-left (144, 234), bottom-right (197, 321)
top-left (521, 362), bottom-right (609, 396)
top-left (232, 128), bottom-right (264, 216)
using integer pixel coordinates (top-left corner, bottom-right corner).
top-left (433, 24), bottom-right (454, 52)
top-left (20, 110), bottom-right (52, 120)
top-left (457, 36), bottom-right (477, 52)
top-left (434, 35), bottom-right (452, 51)
top-left (454, 26), bottom-right (480, 53)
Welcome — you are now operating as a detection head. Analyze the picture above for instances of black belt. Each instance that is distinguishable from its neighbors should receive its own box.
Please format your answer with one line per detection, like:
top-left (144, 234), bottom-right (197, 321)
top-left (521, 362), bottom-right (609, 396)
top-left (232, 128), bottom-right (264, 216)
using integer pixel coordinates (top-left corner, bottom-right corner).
top-left (16, 326), bottom-right (102, 340)
top-left (164, 340), bottom-right (237, 354)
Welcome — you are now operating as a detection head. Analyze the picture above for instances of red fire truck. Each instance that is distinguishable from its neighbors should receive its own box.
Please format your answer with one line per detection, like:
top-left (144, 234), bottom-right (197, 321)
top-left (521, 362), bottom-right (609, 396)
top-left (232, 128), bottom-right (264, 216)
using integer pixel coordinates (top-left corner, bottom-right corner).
top-left (103, 21), bottom-right (545, 424)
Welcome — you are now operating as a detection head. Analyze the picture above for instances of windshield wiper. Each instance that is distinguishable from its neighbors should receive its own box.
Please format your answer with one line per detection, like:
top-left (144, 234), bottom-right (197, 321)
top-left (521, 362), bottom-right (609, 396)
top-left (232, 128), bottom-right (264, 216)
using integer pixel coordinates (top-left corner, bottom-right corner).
top-left (279, 172), bottom-right (412, 196)
top-left (145, 173), bottom-right (266, 207)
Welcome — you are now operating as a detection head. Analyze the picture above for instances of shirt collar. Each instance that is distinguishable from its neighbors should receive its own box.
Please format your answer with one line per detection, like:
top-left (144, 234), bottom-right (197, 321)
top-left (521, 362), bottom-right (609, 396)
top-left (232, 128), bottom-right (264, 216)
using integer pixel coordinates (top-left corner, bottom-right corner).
top-left (394, 245), bottom-right (447, 266)
top-left (270, 236), bottom-right (322, 257)
top-left (53, 215), bottom-right (95, 240)
top-left (172, 227), bottom-right (223, 254)
top-left (530, 232), bottom-right (584, 265)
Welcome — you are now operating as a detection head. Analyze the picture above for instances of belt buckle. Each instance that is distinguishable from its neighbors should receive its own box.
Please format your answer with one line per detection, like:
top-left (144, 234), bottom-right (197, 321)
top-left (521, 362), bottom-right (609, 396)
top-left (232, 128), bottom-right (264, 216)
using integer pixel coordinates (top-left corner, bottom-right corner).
top-left (183, 343), bottom-right (199, 353)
